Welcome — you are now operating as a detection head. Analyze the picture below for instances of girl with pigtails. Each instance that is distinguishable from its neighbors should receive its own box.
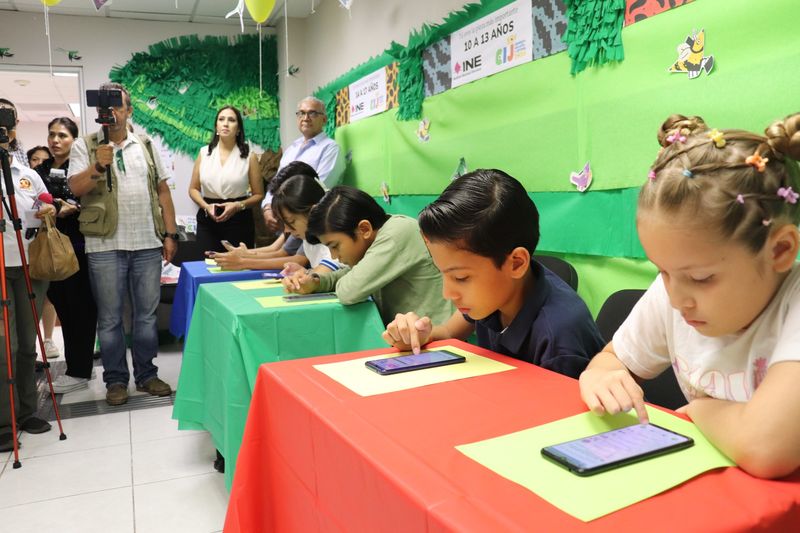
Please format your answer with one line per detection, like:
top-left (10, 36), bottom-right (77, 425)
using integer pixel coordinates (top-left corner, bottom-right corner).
top-left (579, 113), bottom-right (800, 479)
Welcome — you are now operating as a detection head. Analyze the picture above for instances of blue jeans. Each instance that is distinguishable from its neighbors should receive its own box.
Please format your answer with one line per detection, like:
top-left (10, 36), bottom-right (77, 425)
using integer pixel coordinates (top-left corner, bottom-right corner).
top-left (88, 248), bottom-right (162, 387)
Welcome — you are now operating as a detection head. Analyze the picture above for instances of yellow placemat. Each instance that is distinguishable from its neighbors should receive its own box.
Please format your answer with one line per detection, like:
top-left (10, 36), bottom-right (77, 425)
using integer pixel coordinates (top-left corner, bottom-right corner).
top-left (204, 258), bottom-right (217, 266)
top-left (313, 345), bottom-right (516, 396)
top-left (207, 266), bottom-right (250, 274)
top-left (232, 279), bottom-right (283, 290)
top-left (456, 407), bottom-right (735, 522)
top-left (256, 294), bottom-right (339, 308)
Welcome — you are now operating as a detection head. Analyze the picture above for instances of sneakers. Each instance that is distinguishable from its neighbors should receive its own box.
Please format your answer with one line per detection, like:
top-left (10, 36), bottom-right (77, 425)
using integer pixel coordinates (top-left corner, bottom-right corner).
top-left (19, 416), bottom-right (52, 434)
top-left (43, 339), bottom-right (61, 359)
top-left (106, 383), bottom-right (129, 406)
top-left (52, 375), bottom-right (89, 394)
top-left (136, 377), bottom-right (172, 397)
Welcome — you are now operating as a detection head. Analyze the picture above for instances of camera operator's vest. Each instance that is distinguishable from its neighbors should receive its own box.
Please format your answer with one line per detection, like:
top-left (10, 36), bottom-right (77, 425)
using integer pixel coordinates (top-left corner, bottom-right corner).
top-left (78, 132), bottom-right (165, 241)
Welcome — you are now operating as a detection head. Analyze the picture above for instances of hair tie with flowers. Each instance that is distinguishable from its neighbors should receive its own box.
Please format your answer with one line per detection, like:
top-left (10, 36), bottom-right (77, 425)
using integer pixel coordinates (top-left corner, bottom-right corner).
top-left (682, 169), bottom-right (694, 178)
top-left (777, 186), bottom-right (799, 204)
top-left (667, 130), bottom-right (687, 144)
top-left (647, 170), bottom-right (657, 181)
top-left (735, 194), bottom-right (745, 204)
top-left (707, 129), bottom-right (726, 148)
top-left (745, 151), bottom-right (769, 172)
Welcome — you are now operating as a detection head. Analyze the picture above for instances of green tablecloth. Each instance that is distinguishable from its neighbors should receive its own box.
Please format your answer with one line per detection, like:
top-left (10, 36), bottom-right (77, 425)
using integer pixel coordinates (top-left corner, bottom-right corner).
top-left (172, 281), bottom-right (386, 489)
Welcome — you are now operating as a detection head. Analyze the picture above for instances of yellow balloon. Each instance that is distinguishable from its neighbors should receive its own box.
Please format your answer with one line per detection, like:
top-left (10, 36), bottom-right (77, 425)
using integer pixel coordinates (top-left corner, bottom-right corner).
top-left (41, 0), bottom-right (62, 6)
top-left (244, 0), bottom-right (276, 24)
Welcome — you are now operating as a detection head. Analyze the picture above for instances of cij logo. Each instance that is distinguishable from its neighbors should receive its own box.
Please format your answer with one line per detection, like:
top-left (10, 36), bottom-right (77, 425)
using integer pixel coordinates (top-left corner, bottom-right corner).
top-left (496, 36), bottom-right (527, 65)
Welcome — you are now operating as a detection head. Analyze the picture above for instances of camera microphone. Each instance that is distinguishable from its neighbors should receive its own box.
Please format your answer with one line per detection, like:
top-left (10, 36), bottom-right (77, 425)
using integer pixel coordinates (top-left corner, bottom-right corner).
top-left (38, 192), bottom-right (54, 204)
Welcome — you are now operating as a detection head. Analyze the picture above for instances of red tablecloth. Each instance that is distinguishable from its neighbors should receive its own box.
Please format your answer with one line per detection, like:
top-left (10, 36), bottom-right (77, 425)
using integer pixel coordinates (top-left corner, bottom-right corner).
top-left (224, 340), bottom-right (800, 532)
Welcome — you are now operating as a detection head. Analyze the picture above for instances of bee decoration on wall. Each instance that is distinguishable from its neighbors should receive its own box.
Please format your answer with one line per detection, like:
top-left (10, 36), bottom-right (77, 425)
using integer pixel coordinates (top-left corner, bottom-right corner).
top-left (668, 29), bottom-right (714, 79)
top-left (0, 48), bottom-right (14, 59)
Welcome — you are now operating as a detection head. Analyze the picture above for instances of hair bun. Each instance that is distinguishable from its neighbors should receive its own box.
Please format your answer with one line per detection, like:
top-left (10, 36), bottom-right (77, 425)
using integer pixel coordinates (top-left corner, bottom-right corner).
top-left (764, 113), bottom-right (800, 160)
top-left (657, 114), bottom-right (708, 147)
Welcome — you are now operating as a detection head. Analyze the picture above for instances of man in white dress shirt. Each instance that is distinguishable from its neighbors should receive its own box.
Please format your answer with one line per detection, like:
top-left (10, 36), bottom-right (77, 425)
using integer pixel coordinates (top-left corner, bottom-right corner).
top-left (263, 96), bottom-right (344, 234)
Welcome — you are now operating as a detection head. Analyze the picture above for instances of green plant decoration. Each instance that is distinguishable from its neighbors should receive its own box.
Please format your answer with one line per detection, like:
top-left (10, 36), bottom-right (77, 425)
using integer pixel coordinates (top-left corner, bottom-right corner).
top-left (563, 0), bottom-right (626, 75)
top-left (110, 33), bottom-right (280, 157)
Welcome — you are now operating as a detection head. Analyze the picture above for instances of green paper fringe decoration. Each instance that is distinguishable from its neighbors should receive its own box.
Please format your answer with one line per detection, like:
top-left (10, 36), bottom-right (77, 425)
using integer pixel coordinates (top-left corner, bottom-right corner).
top-left (314, 0), bottom-right (515, 129)
top-left (391, 0), bottom-right (514, 120)
top-left (563, 0), bottom-right (626, 75)
top-left (110, 34), bottom-right (280, 157)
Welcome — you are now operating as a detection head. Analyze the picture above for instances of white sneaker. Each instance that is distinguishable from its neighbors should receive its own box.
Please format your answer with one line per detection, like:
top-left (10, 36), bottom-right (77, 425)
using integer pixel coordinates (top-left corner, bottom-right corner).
top-left (51, 375), bottom-right (89, 394)
top-left (43, 339), bottom-right (61, 359)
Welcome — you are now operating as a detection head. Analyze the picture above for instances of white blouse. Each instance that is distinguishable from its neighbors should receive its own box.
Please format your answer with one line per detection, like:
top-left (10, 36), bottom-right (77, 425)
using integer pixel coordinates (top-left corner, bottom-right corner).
top-left (198, 144), bottom-right (251, 199)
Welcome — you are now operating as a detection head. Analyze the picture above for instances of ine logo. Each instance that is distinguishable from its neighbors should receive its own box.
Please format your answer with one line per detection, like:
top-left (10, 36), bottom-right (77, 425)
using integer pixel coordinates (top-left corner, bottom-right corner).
top-left (454, 55), bottom-right (482, 75)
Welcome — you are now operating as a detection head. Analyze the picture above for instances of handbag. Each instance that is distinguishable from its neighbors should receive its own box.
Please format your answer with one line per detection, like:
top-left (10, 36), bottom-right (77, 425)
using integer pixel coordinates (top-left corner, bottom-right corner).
top-left (28, 214), bottom-right (80, 281)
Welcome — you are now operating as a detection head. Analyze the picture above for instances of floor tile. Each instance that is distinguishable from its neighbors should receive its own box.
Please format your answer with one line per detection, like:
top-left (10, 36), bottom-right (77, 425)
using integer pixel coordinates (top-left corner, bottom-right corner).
top-left (17, 411), bottom-right (130, 459)
top-left (130, 405), bottom-right (202, 443)
top-left (134, 473), bottom-right (227, 533)
top-left (0, 486), bottom-right (134, 533)
top-left (0, 443), bottom-right (132, 508)
top-left (132, 432), bottom-right (216, 485)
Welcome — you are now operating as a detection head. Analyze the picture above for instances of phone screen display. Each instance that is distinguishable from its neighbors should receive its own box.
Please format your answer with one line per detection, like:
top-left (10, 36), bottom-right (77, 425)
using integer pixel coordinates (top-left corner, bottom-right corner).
top-left (365, 350), bottom-right (466, 374)
top-left (542, 424), bottom-right (693, 475)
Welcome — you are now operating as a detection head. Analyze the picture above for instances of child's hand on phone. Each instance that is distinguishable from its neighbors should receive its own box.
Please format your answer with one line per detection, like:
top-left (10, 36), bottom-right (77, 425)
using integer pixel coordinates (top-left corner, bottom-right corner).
top-left (382, 312), bottom-right (433, 354)
top-left (579, 365), bottom-right (648, 423)
top-left (213, 252), bottom-right (245, 271)
top-left (283, 270), bottom-right (319, 294)
top-left (279, 262), bottom-right (305, 277)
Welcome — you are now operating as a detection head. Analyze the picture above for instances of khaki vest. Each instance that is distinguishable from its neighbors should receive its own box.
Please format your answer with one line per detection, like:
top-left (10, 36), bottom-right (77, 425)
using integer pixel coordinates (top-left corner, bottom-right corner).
top-left (78, 131), bottom-right (166, 240)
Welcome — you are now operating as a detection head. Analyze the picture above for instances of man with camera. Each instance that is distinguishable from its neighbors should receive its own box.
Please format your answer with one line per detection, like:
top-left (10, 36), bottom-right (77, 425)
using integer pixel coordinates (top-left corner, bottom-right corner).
top-left (68, 82), bottom-right (177, 406)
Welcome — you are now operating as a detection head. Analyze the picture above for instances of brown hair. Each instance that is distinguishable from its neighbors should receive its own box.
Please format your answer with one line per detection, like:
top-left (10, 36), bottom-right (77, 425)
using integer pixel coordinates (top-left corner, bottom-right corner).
top-left (639, 113), bottom-right (800, 252)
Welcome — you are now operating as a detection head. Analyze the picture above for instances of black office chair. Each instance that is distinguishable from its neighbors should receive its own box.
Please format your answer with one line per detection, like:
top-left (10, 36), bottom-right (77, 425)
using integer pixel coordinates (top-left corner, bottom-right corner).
top-left (533, 254), bottom-right (578, 291)
top-left (595, 289), bottom-right (686, 410)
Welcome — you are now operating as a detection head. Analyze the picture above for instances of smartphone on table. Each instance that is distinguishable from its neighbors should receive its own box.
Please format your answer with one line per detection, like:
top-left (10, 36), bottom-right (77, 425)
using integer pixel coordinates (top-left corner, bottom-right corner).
top-left (282, 292), bottom-right (338, 302)
top-left (541, 423), bottom-right (694, 476)
top-left (262, 272), bottom-right (284, 279)
top-left (365, 349), bottom-right (467, 375)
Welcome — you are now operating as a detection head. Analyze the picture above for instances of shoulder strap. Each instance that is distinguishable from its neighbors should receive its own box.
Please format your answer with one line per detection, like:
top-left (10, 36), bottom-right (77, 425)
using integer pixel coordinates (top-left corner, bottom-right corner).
top-left (131, 132), bottom-right (161, 187)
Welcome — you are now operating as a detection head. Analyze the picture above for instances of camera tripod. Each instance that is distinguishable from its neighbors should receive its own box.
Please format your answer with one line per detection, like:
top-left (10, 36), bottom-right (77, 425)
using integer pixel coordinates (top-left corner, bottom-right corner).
top-left (0, 144), bottom-right (67, 468)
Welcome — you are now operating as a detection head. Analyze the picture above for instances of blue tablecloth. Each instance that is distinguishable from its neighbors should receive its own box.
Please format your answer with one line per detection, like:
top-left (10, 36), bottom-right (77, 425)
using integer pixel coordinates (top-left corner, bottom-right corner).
top-left (168, 261), bottom-right (277, 338)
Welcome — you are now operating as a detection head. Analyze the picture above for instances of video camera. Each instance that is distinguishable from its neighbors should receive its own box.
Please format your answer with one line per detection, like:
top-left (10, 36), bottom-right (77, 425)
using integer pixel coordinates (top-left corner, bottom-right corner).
top-left (0, 107), bottom-right (15, 144)
top-left (86, 88), bottom-right (123, 126)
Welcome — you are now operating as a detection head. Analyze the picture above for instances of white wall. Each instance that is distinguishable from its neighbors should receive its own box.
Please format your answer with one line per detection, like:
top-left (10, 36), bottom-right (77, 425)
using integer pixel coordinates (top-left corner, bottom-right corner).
top-left (276, 0), bottom-right (469, 143)
top-left (0, 10), bottom-right (270, 219)
top-left (3, 0), bottom-right (473, 216)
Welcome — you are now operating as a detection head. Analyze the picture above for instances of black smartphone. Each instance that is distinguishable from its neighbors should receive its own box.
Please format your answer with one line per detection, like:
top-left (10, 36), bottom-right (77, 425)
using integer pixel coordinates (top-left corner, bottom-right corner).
top-left (541, 423), bottom-right (694, 476)
top-left (282, 292), bottom-right (337, 302)
top-left (365, 349), bottom-right (467, 375)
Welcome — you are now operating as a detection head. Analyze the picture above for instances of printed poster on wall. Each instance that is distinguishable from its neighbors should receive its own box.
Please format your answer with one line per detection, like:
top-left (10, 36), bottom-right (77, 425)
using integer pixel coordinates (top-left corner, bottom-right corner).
top-left (348, 68), bottom-right (388, 123)
top-left (450, 0), bottom-right (533, 88)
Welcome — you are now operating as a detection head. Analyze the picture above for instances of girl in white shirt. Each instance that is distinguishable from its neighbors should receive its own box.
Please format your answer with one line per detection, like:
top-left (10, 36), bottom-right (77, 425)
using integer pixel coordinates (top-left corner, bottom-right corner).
top-left (579, 112), bottom-right (800, 479)
top-left (188, 106), bottom-right (263, 252)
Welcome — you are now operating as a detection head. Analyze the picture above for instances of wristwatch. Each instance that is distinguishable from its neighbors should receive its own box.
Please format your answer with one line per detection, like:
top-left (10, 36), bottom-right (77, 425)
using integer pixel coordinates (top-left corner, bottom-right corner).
top-left (164, 232), bottom-right (180, 241)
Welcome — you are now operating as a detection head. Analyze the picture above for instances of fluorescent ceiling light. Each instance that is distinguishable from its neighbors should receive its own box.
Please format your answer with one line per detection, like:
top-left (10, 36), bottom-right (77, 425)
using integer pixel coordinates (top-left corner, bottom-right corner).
top-left (68, 103), bottom-right (81, 117)
top-left (54, 72), bottom-right (78, 77)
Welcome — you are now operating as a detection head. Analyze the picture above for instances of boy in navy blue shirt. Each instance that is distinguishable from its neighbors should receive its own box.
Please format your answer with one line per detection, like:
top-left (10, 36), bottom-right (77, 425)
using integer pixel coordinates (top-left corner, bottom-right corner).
top-left (383, 169), bottom-right (603, 378)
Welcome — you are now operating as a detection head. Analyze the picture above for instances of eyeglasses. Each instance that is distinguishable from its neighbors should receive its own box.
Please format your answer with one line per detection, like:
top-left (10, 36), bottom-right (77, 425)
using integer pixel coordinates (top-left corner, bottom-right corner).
top-left (295, 110), bottom-right (322, 119)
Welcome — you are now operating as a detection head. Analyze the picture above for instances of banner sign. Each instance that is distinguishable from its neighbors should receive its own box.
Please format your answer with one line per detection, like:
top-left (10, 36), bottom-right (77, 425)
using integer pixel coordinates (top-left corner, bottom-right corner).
top-left (348, 68), bottom-right (388, 123)
top-left (450, 0), bottom-right (533, 88)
